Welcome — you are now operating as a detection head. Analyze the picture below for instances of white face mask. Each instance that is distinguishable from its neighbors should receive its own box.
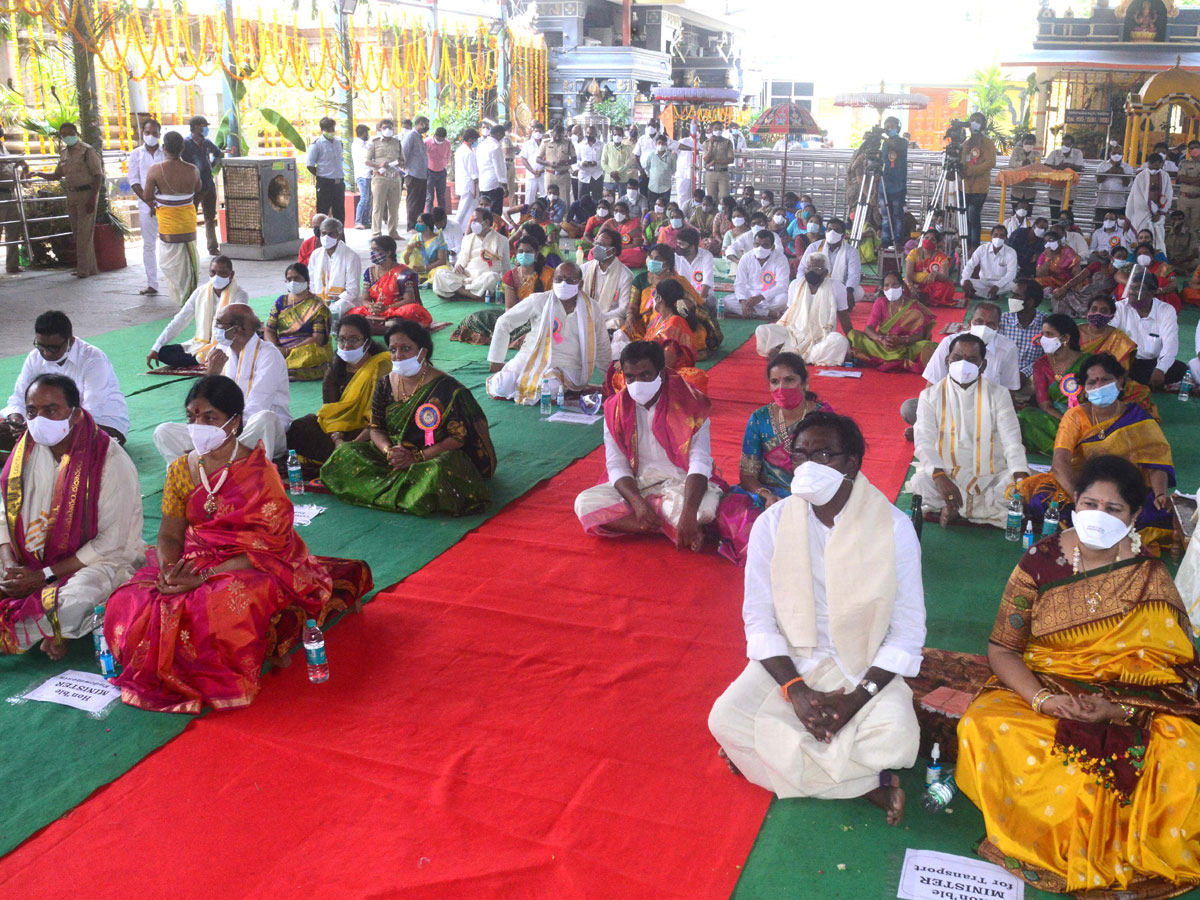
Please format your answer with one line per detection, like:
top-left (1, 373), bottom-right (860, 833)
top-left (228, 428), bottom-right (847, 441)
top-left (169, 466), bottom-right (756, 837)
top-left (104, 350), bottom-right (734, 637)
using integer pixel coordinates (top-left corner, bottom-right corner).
top-left (1033, 227), bottom-right (1046, 238)
top-left (883, 286), bottom-right (903, 302)
top-left (614, 211), bottom-right (628, 223)
top-left (143, 134), bottom-right (159, 147)
top-left (381, 128), bottom-right (394, 138)
top-left (553, 281), bottom-right (580, 300)
top-left (210, 273), bottom-right (232, 290)
top-left (626, 190), bottom-right (639, 200)
top-left (969, 323), bottom-right (997, 345)
top-left (1008, 297), bottom-right (1025, 313)
top-left (826, 231), bottom-right (843, 245)
top-left (1103, 220), bottom-right (1116, 230)
top-left (1040, 335), bottom-right (1062, 355)
top-left (773, 214), bottom-right (786, 225)
top-left (471, 221), bottom-right (484, 234)
top-left (336, 345), bottom-right (366, 364)
top-left (790, 461), bottom-right (848, 507)
top-left (806, 223), bottom-right (820, 234)
top-left (1073, 509), bottom-right (1132, 550)
top-left (392, 353), bottom-right (424, 377)
top-left (597, 208), bottom-right (610, 218)
top-left (187, 417), bottom-right (234, 456)
top-left (990, 236), bottom-right (1005, 249)
top-left (1110, 153), bottom-right (1122, 162)
top-left (533, 132), bottom-right (543, 141)
top-left (948, 359), bottom-right (980, 385)
top-left (26, 410), bottom-right (74, 447)
top-left (753, 246), bottom-right (771, 260)
top-left (611, 135), bottom-right (621, 144)
top-left (670, 217), bottom-right (683, 229)
top-left (322, 234), bottom-right (338, 250)
top-left (1045, 240), bottom-right (1060, 251)
top-left (732, 216), bottom-right (746, 227)
top-left (1016, 208), bottom-right (1028, 218)
top-left (211, 325), bottom-right (231, 347)
top-left (1137, 254), bottom-right (1152, 267)
top-left (654, 205), bottom-right (665, 214)
top-left (647, 128), bottom-right (657, 137)
top-left (288, 280), bottom-right (308, 295)
top-left (626, 375), bottom-right (662, 406)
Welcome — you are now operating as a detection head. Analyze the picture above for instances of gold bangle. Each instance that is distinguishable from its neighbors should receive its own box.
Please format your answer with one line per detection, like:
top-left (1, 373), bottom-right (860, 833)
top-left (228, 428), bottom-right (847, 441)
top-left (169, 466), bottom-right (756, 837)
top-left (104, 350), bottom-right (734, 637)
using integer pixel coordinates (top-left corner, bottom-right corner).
top-left (1031, 688), bottom-right (1053, 713)
top-left (412, 447), bottom-right (425, 463)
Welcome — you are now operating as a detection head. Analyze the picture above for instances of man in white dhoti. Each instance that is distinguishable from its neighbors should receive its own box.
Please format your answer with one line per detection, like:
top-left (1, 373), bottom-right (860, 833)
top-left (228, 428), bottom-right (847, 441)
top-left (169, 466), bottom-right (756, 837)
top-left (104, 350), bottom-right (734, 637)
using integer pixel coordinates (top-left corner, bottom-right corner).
top-left (453, 128), bottom-right (481, 227)
top-left (574, 340), bottom-right (721, 552)
top-left (799, 218), bottom-right (863, 304)
top-left (486, 262), bottom-right (610, 404)
top-left (730, 230), bottom-right (790, 317)
top-left (309, 218), bottom-right (363, 320)
top-left (433, 208), bottom-right (509, 300)
top-left (0, 374), bottom-right (143, 657)
top-left (517, 123), bottom-right (545, 203)
top-left (127, 118), bottom-right (163, 296)
top-left (153, 304), bottom-right (290, 462)
top-left (581, 229), bottom-right (633, 328)
top-left (146, 255), bottom-right (248, 369)
top-left (755, 253), bottom-right (851, 365)
top-left (909, 333), bottom-right (1029, 527)
top-left (1125, 154), bottom-right (1173, 254)
top-left (961, 224), bottom-right (1020, 300)
top-left (708, 411), bottom-right (926, 824)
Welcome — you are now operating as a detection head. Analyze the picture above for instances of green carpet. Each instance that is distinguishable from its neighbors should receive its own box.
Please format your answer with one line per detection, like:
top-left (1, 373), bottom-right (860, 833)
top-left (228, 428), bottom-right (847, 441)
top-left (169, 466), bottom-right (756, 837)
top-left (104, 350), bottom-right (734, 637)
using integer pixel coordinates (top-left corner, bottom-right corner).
top-left (0, 290), bottom-right (758, 858)
top-left (731, 308), bottom-right (1200, 900)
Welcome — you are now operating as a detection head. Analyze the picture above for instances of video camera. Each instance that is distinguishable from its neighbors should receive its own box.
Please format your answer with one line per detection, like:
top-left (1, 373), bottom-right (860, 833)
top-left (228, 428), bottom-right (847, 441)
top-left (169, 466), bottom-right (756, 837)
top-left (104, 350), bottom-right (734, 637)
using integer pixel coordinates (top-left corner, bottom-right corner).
top-left (860, 124), bottom-right (887, 173)
top-left (942, 119), bottom-right (968, 173)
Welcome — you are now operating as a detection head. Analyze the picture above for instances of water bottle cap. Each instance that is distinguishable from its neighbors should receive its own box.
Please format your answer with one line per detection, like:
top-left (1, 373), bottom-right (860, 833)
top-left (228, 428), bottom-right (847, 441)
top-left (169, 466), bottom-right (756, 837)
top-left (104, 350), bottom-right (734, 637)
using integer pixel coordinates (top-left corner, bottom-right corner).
top-left (305, 618), bottom-right (317, 627)
top-left (931, 742), bottom-right (940, 760)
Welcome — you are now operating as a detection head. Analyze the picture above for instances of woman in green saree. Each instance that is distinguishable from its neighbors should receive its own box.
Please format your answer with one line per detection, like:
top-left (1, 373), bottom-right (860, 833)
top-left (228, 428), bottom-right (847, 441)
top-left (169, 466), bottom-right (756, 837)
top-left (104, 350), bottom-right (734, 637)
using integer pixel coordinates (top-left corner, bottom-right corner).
top-left (847, 272), bottom-right (937, 373)
top-left (320, 320), bottom-right (497, 516)
top-left (264, 262), bottom-right (333, 381)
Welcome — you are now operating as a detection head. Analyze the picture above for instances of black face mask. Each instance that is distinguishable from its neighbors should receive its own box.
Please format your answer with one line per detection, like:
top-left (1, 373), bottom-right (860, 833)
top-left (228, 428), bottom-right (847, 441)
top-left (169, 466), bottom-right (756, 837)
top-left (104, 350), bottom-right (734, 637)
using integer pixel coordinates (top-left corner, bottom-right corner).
top-left (804, 271), bottom-right (825, 289)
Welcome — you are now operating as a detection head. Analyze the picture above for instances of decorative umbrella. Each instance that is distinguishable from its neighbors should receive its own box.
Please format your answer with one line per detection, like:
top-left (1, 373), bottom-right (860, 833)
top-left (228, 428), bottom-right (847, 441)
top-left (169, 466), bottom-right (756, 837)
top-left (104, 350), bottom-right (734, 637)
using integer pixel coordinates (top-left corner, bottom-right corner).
top-left (749, 102), bottom-right (823, 189)
top-left (834, 82), bottom-right (930, 124)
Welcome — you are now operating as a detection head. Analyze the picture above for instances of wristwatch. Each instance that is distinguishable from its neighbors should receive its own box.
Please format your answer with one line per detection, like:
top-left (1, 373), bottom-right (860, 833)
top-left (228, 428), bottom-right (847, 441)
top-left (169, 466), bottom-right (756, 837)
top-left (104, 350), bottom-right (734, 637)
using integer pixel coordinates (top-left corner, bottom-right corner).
top-left (858, 678), bottom-right (879, 697)
top-left (42, 566), bottom-right (58, 585)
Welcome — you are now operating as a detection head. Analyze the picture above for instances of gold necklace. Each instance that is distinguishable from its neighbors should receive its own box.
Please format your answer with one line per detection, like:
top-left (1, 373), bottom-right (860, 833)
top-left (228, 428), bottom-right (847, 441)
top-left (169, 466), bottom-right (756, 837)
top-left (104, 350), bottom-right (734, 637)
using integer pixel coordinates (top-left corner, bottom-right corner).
top-left (396, 363), bottom-right (429, 402)
top-left (197, 452), bottom-right (233, 517)
top-left (1087, 402), bottom-right (1115, 440)
top-left (1072, 541), bottom-right (1121, 614)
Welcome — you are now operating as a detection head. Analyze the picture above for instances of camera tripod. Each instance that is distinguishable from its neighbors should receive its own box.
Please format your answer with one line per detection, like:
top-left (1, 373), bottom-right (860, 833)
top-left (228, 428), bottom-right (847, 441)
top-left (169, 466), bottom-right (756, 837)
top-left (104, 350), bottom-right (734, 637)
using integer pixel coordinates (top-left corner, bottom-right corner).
top-left (849, 164), bottom-right (904, 274)
top-left (923, 162), bottom-right (969, 266)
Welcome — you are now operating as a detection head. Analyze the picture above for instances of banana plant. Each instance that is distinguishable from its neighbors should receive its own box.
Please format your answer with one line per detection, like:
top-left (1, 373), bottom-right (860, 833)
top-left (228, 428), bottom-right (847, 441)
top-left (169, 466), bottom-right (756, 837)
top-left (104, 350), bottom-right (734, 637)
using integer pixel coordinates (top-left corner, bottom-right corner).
top-left (215, 76), bottom-right (307, 154)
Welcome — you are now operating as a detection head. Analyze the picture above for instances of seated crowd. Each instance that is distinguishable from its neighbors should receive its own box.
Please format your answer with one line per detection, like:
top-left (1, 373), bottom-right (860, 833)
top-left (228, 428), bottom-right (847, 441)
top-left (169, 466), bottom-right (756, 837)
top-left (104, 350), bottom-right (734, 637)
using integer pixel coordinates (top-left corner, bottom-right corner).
top-left (5, 169), bottom-right (1200, 898)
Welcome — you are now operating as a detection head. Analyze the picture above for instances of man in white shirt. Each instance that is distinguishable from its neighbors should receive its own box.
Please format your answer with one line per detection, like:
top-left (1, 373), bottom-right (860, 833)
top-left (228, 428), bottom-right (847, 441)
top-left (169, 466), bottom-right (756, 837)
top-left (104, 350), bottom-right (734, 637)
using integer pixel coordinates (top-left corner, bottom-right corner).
top-left (127, 118), bottom-right (162, 295)
top-left (1043, 134), bottom-right (1085, 222)
top-left (476, 124), bottom-right (508, 214)
top-left (147, 255), bottom-right (248, 369)
top-left (673, 226), bottom-right (715, 309)
top-left (800, 218), bottom-right (863, 304)
top-left (581, 229), bottom-right (633, 328)
top-left (432, 207), bottom-right (509, 300)
top-left (1003, 203), bottom-right (1034, 238)
top-left (351, 123), bottom-right (372, 229)
top-left (153, 304), bottom-right (290, 462)
top-left (1090, 211), bottom-right (1127, 254)
top-left (453, 127), bottom-right (481, 227)
top-left (1126, 154), bottom-right (1173, 253)
top-left (755, 253), bottom-right (851, 364)
top-left (900, 301), bottom-right (1022, 428)
top-left (574, 340), bottom-right (721, 552)
top-left (0, 374), bottom-right (143, 658)
top-left (910, 334), bottom-right (1029, 527)
top-left (2, 311), bottom-right (128, 447)
top-left (517, 122), bottom-right (545, 203)
top-left (1113, 270), bottom-right (1187, 390)
top-left (575, 126), bottom-right (604, 203)
top-left (726, 212), bottom-right (769, 264)
top-left (709, 411), bottom-right (925, 823)
top-left (309, 218), bottom-right (363, 320)
top-left (731, 230), bottom-right (791, 318)
top-left (1095, 144), bottom-right (1136, 219)
top-left (486, 262), bottom-right (610, 404)
top-left (961, 224), bottom-right (1019, 299)
top-left (1056, 211), bottom-right (1090, 260)
top-left (431, 206), bottom-right (463, 255)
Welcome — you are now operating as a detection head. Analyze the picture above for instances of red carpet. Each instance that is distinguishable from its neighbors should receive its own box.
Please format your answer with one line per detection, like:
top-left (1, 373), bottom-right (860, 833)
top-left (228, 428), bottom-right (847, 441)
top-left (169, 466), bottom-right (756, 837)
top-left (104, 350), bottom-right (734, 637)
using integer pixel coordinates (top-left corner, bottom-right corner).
top-left (0, 329), bottom-right (940, 900)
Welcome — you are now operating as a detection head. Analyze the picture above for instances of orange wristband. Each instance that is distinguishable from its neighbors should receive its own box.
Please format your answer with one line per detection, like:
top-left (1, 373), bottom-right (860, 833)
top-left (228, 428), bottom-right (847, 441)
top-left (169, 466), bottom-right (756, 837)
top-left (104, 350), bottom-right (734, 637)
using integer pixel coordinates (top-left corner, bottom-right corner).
top-left (781, 676), bottom-right (805, 700)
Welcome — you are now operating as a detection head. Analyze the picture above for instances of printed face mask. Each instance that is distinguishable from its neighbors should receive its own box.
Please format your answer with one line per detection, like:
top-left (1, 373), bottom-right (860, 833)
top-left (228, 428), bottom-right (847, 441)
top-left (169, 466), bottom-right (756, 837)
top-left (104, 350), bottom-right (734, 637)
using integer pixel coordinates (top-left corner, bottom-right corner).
top-left (1087, 312), bottom-right (1114, 328)
top-left (948, 359), bottom-right (980, 385)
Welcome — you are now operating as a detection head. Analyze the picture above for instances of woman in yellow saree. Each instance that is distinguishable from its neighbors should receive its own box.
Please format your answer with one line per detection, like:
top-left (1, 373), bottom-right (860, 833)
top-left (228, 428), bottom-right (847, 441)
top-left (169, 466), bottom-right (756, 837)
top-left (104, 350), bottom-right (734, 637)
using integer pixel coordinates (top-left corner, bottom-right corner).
top-left (264, 262), bottom-right (333, 381)
top-left (959, 454), bottom-right (1200, 899)
top-left (286, 315), bottom-right (392, 464)
top-left (847, 273), bottom-right (937, 373)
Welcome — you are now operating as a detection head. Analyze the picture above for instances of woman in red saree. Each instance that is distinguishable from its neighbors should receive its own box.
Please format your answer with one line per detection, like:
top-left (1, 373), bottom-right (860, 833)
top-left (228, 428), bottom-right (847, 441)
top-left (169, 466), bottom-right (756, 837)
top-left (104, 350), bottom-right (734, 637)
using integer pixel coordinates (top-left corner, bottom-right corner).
top-left (904, 228), bottom-right (957, 307)
top-left (1035, 229), bottom-right (1081, 292)
top-left (348, 235), bottom-right (429, 326)
top-left (612, 200), bottom-right (647, 268)
top-left (106, 376), bottom-right (371, 713)
top-left (608, 278), bottom-right (708, 395)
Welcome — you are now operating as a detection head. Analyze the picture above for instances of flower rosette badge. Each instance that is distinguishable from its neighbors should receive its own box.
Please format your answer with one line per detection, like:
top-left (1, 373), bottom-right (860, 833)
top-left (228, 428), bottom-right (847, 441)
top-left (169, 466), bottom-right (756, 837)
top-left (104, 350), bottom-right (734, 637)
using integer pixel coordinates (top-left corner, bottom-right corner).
top-left (414, 402), bottom-right (442, 446)
top-left (1060, 372), bottom-right (1083, 409)
top-left (552, 318), bottom-right (563, 344)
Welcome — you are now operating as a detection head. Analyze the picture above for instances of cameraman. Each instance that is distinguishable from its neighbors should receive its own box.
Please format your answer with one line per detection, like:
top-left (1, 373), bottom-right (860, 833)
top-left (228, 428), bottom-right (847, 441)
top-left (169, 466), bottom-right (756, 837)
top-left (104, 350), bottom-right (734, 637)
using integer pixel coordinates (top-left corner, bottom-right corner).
top-left (879, 116), bottom-right (908, 248)
top-left (962, 112), bottom-right (997, 251)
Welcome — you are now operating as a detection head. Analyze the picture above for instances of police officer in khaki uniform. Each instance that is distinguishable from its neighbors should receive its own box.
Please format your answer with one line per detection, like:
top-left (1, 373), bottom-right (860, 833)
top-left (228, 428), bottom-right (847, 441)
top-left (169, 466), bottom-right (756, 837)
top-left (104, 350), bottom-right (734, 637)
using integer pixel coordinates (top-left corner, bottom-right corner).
top-left (702, 127), bottom-right (735, 201)
top-left (537, 124), bottom-right (577, 203)
top-left (366, 118), bottom-right (404, 238)
top-left (1175, 139), bottom-right (1200, 233)
top-left (49, 122), bottom-right (103, 277)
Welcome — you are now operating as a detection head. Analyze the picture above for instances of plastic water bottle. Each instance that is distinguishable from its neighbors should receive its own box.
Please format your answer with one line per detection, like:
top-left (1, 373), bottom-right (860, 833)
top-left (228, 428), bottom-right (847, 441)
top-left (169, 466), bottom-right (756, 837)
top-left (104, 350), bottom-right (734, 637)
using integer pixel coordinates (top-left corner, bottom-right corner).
top-left (716, 295), bottom-right (725, 320)
top-left (1022, 519), bottom-right (1034, 550)
top-left (841, 356), bottom-right (855, 368)
top-left (287, 450), bottom-right (304, 495)
top-left (925, 742), bottom-right (943, 786)
top-left (1180, 371), bottom-right (1194, 402)
top-left (540, 379), bottom-right (552, 418)
top-left (1041, 501), bottom-right (1060, 539)
top-left (1005, 494), bottom-right (1024, 542)
top-left (483, 287), bottom-right (493, 305)
top-left (556, 385), bottom-right (566, 408)
top-left (921, 774), bottom-right (957, 812)
top-left (93, 603), bottom-right (118, 676)
top-left (303, 619), bottom-right (329, 683)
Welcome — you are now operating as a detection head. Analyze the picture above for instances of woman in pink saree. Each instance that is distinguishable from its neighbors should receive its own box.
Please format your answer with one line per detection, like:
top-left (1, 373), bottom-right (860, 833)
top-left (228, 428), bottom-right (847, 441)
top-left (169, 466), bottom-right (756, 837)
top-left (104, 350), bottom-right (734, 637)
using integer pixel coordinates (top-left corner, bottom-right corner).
top-left (106, 376), bottom-right (371, 713)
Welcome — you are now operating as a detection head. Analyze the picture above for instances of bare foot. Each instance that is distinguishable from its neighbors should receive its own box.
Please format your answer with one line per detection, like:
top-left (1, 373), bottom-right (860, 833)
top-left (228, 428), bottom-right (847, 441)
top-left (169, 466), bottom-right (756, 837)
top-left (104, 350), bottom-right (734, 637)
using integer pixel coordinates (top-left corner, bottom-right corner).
top-left (865, 772), bottom-right (905, 826)
top-left (903, 426), bottom-right (914, 442)
top-left (40, 636), bottom-right (67, 661)
top-left (718, 747), bottom-right (743, 777)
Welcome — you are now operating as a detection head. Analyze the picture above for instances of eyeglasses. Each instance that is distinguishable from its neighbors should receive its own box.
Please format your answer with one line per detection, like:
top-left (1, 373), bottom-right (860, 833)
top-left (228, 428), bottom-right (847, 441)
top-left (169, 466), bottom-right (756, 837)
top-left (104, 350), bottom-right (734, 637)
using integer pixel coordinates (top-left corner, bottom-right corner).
top-left (789, 448), bottom-right (846, 465)
top-left (336, 335), bottom-right (365, 348)
top-left (33, 339), bottom-right (68, 354)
